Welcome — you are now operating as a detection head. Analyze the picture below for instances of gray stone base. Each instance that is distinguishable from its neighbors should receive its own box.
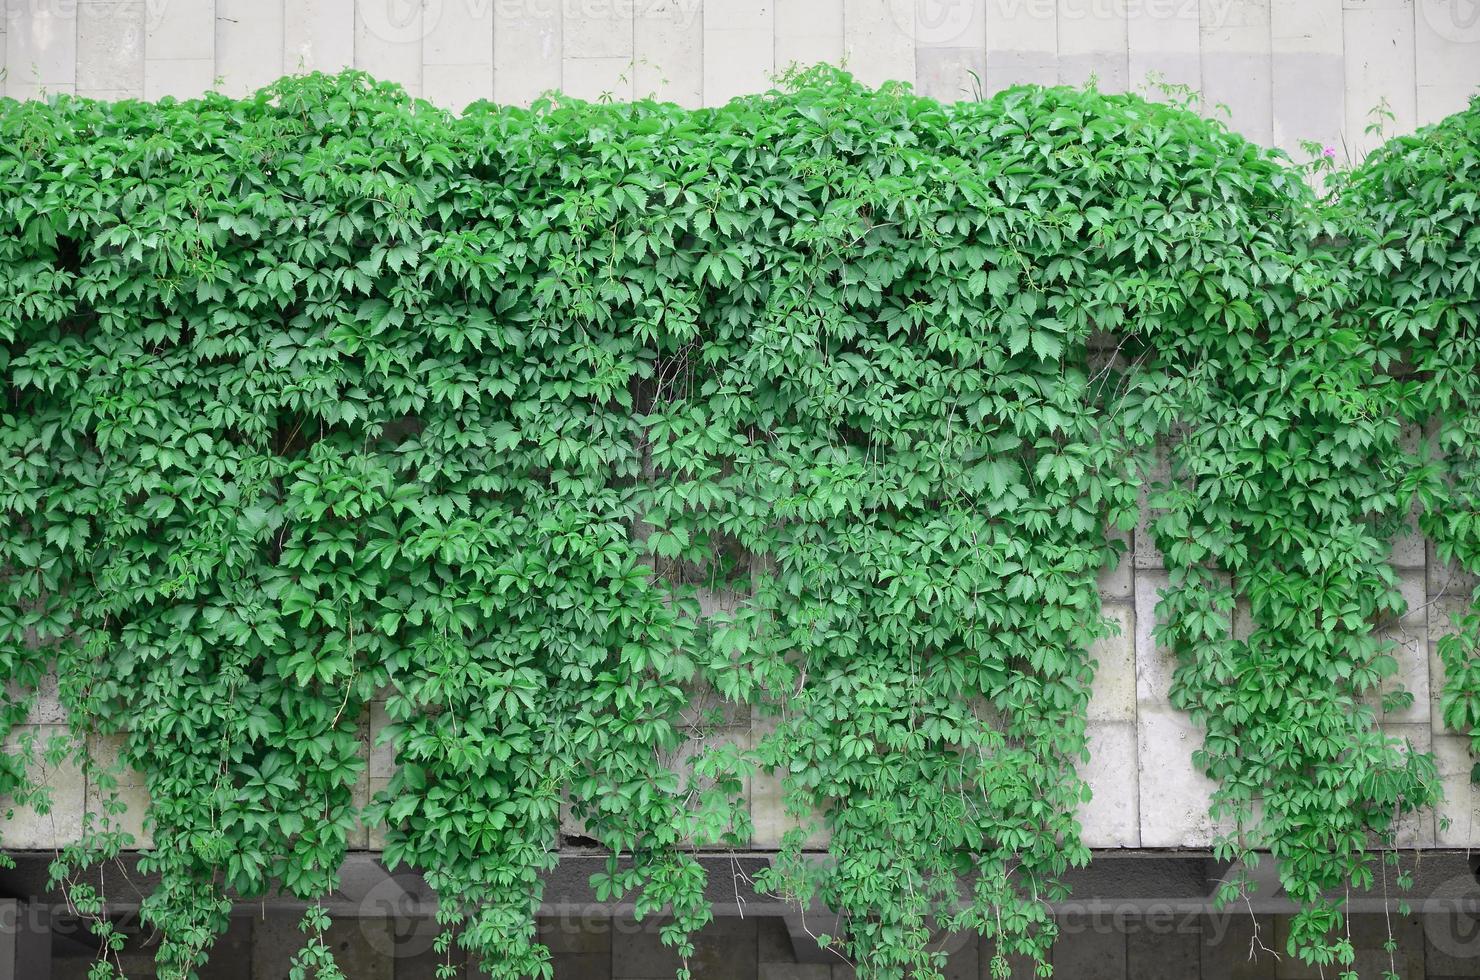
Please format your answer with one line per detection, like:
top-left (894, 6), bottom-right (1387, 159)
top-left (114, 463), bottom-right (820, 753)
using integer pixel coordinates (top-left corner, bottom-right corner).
top-left (29, 910), bottom-right (1480, 979)
top-left (8, 852), bottom-right (1480, 978)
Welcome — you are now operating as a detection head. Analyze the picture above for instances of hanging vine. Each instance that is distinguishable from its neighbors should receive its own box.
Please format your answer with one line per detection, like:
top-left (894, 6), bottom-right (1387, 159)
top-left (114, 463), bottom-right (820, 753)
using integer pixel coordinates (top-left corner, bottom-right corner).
top-left (0, 70), bottom-right (1477, 980)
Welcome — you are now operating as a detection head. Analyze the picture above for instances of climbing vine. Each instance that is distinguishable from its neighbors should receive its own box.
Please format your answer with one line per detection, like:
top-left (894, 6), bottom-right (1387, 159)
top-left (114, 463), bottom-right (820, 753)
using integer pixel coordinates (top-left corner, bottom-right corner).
top-left (0, 68), bottom-right (1477, 980)
top-left (1344, 105), bottom-right (1480, 766)
top-left (1145, 157), bottom-right (1439, 975)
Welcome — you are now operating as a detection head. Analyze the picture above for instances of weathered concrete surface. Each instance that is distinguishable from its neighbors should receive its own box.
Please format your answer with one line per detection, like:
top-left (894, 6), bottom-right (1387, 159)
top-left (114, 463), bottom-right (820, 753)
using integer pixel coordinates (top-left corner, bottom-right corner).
top-left (1, 723), bottom-right (82, 849)
top-left (5, 0), bottom-right (1479, 157)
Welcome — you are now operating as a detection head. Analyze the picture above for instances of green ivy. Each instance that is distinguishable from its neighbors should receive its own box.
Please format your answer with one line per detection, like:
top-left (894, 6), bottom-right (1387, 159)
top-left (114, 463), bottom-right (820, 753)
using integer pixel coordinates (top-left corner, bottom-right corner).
top-left (0, 69), bottom-right (1476, 980)
top-left (1344, 105), bottom-right (1480, 761)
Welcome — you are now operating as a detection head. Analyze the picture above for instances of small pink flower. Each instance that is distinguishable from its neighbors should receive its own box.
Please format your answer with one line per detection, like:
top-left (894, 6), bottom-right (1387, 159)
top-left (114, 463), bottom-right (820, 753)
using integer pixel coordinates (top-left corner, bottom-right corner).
top-left (1322, 145), bottom-right (1337, 159)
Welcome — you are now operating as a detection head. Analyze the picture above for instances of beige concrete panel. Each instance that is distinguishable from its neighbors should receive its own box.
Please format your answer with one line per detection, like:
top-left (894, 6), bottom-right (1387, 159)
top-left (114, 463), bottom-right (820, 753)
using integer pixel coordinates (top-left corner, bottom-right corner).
top-left (0, 725), bottom-right (83, 849)
top-left (1090, 602), bottom-right (1137, 722)
top-left (144, 0), bottom-right (214, 61)
top-left (84, 732), bottom-right (152, 848)
top-left (216, 0), bottom-right (284, 96)
top-left (1428, 595), bottom-right (1470, 735)
top-left (1135, 570), bottom-right (1177, 705)
top-left (776, 0), bottom-right (844, 71)
top-left (424, 0), bottom-right (494, 65)
top-left (914, 0), bottom-right (984, 102)
top-left (984, 0), bottom-right (1057, 88)
top-left (1099, 529), bottom-right (1134, 603)
top-left (1271, 0), bottom-right (1343, 161)
top-left (704, 0), bottom-right (774, 104)
top-left (1058, 0), bottom-right (1130, 91)
top-left (1082, 720), bottom-right (1141, 846)
top-left (1200, 0), bottom-right (1273, 143)
top-left (143, 56), bottom-right (213, 99)
top-left (1129, 0), bottom-right (1201, 95)
top-left (495, 0), bottom-right (562, 103)
top-left (1385, 721), bottom-right (1436, 846)
top-left (1138, 702), bottom-right (1224, 846)
top-left (1342, 0), bottom-right (1417, 161)
top-left (564, 54), bottom-right (635, 99)
top-left (284, 0), bottom-right (354, 74)
top-left (636, 0), bottom-right (704, 104)
top-left (1435, 732), bottom-right (1480, 846)
top-left (355, 0), bottom-right (422, 96)
top-left (77, 0), bottom-right (144, 98)
top-left (6, 0), bottom-right (79, 98)
top-left (424, 61), bottom-right (493, 109)
top-left (1373, 623), bottom-right (1430, 724)
top-left (915, 44), bottom-right (987, 100)
top-left (843, 0), bottom-right (915, 87)
top-left (1415, 0), bottom-right (1480, 124)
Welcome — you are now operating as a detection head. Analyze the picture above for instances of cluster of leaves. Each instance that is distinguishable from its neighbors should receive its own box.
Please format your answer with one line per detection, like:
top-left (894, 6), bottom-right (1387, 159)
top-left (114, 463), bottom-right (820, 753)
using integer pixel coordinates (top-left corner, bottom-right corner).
top-left (0, 73), bottom-right (734, 979)
top-left (1146, 94), bottom-right (1480, 978)
top-left (1144, 156), bottom-right (1438, 975)
top-left (1342, 105), bottom-right (1480, 764)
top-left (0, 68), bottom-right (1477, 980)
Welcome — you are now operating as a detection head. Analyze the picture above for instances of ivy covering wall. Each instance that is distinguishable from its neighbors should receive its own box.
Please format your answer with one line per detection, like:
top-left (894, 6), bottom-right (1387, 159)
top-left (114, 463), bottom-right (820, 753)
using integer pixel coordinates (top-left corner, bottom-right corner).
top-left (0, 69), bottom-right (1477, 980)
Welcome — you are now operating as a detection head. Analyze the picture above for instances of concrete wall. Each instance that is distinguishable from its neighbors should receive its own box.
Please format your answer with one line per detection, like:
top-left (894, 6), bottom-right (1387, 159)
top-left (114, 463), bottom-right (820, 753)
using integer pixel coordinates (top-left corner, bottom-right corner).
top-left (2, 0), bottom-right (1479, 160)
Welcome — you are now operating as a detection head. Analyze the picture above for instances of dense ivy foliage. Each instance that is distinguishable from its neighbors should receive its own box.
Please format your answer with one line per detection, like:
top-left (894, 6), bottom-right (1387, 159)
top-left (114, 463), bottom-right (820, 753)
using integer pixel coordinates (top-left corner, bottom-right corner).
top-left (1344, 106), bottom-right (1480, 766)
top-left (0, 69), bottom-right (1477, 980)
top-left (1148, 153), bottom-right (1438, 973)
